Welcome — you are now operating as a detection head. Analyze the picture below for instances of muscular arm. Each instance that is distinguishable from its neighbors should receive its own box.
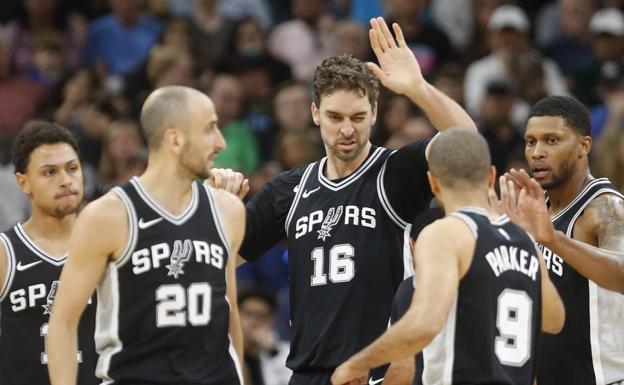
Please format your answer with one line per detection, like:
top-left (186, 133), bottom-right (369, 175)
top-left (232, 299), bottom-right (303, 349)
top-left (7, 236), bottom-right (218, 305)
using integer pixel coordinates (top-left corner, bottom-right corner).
top-left (331, 218), bottom-right (472, 384)
top-left (48, 194), bottom-right (127, 385)
top-left (384, 357), bottom-right (415, 385)
top-left (0, 239), bottom-right (8, 298)
top-left (406, 83), bottom-right (476, 132)
top-left (545, 193), bottom-right (624, 293)
top-left (213, 189), bottom-right (246, 365)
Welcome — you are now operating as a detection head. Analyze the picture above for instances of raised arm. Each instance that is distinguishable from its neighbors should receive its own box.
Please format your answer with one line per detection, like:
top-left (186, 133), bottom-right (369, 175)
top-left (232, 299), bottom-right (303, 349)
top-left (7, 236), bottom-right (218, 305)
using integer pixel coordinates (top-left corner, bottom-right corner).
top-left (212, 188), bottom-right (246, 365)
top-left (47, 194), bottom-right (127, 385)
top-left (504, 169), bottom-right (624, 293)
top-left (367, 17), bottom-right (476, 131)
top-left (331, 218), bottom-right (472, 385)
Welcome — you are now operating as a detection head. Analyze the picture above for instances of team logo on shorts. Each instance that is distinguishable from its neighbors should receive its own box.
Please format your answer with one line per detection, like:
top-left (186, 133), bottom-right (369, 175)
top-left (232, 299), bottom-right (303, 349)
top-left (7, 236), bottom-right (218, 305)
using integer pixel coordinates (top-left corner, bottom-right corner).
top-left (318, 206), bottom-right (343, 241)
top-left (42, 281), bottom-right (59, 315)
top-left (166, 239), bottom-right (193, 279)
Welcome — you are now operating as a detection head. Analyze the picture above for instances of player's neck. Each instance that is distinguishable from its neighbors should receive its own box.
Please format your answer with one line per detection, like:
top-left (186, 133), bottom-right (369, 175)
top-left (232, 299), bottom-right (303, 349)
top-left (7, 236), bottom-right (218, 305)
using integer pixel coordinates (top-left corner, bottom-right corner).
top-left (138, 160), bottom-right (195, 217)
top-left (547, 167), bottom-right (592, 214)
top-left (325, 142), bottom-right (372, 180)
top-left (442, 189), bottom-right (495, 217)
top-left (21, 207), bottom-right (76, 255)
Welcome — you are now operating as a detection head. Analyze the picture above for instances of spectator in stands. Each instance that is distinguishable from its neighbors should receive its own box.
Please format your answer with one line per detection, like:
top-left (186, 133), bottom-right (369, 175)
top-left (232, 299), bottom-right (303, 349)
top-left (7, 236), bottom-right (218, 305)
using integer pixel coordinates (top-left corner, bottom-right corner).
top-left (0, 36), bottom-right (49, 138)
top-left (385, 0), bottom-right (456, 76)
top-left (84, 0), bottom-right (162, 81)
top-left (210, 74), bottom-right (259, 174)
top-left (543, 0), bottom-right (596, 77)
top-left (26, 33), bottom-right (65, 88)
top-left (476, 80), bottom-right (524, 173)
top-left (590, 61), bottom-right (624, 140)
top-left (0, 132), bottom-right (30, 232)
top-left (238, 286), bottom-right (291, 385)
top-left (190, 0), bottom-right (236, 70)
top-left (146, 45), bottom-right (194, 89)
top-left (593, 127), bottom-right (624, 191)
top-left (464, 4), bottom-right (567, 125)
top-left (573, 7), bottom-right (624, 106)
top-left (371, 93), bottom-right (415, 145)
top-left (268, 0), bottom-right (333, 81)
top-left (273, 82), bottom-right (321, 151)
top-left (331, 20), bottom-right (371, 61)
top-left (5, 0), bottom-right (86, 73)
top-left (95, 119), bottom-right (146, 197)
top-left (432, 62), bottom-right (465, 106)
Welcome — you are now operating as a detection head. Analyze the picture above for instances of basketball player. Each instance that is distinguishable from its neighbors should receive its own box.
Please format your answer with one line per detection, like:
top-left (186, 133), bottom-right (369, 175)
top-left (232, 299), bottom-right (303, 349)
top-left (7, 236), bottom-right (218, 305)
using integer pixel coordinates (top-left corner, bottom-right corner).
top-left (47, 86), bottom-right (246, 385)
top-left (331, 127), bottom-right (565, 385)
top-left (493, 95), bottom-right (624, 385)
top-left (383, 208), bottom-right (444, 385)
top-left (212, 17), bottom-right (476, 385)
top-left (0, 121), bottom-right (97, 385)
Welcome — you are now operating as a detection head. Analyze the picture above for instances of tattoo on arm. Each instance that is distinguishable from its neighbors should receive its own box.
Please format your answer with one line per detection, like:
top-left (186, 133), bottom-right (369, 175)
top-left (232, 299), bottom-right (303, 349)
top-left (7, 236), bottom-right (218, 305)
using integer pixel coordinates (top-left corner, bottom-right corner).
top-left (590, 194), bottom-right (624, 252)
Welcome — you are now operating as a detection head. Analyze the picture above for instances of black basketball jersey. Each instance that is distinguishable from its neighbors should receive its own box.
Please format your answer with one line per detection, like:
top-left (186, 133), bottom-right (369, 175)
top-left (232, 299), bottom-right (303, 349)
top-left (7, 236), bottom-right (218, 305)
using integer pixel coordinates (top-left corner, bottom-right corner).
top-left (95, 178), bottom-right (242, 385)
top-left (285, 147), bottom-right (414, 372)
top-left (0, 223), bottom-right (97, 385)
top-left (420, 208), bottom-right (542, 385)
top-left (537, 178), bottom-right (624, 385)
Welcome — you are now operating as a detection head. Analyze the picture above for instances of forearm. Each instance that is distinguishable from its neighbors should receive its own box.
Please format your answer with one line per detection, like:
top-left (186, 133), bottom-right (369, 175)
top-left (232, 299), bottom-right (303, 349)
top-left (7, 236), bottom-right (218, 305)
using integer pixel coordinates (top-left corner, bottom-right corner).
top-left (545, 231), bottom-right (624, 293)
top-left (347, 312), bottom-right (435, 371)
top-left (405, 82), bottom-right (476, 131)
top-left (229, 305), bottom-right (244, 364)
top-left (384, 357), bottom-right (416, 385)
top-left (47, 318), bottom-right (79, 385)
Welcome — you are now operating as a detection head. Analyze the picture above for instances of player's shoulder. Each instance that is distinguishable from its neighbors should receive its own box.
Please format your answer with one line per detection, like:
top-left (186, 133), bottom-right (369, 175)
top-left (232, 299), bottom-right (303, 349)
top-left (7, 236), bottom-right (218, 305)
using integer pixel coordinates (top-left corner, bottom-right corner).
top-left (579, 191), bottom-right (624, 232)
top-left (208, 187), bottom-right (245, 220)
top-left (415, 215), bottom-right (476, 249)
top-left (261, 163), bottom-right (312, 198)
top-left (77, 190), bottom-right (128, 229)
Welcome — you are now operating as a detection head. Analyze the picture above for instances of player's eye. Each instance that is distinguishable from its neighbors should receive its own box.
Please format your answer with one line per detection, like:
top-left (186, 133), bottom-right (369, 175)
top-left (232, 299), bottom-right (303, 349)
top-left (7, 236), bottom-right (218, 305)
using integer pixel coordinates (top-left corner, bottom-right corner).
top-left (547, 137), bottom-right (559, 145)
top-left (351, 116), bottom-right (365, 123)
top-left (525, 139), bottom-right (535, 147)
top-left (44, 169), bottom-right (55, 176)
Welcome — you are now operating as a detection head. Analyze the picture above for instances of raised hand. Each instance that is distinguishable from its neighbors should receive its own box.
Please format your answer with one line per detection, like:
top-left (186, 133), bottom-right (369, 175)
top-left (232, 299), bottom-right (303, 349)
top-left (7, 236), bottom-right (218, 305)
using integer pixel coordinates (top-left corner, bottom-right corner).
top-left (206, 168), bottom-right (250, 200)
top-left (510, 169), bottom-right (556, 245)
top-left (367, 17), bottom-right (424, 96)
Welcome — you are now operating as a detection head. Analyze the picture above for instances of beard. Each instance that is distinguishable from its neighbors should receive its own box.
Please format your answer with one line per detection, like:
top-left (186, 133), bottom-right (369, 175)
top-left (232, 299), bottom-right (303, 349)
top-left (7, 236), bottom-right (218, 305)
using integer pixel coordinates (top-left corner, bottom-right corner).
top-left (180, 142), bottom-right (212, 180)
top-left (327, 138), bottom-right (367, 162)
top-left (533, 158), bottom-right (576, 191)
top-left (51, 198), bottom-right (82, 218)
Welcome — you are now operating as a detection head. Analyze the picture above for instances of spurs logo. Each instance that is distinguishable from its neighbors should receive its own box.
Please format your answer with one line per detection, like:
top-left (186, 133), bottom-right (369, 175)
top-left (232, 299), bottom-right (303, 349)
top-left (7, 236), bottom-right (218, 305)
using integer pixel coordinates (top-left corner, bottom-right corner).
top-left (166, 239), bottom-right (193, 279)
top-left (317, 206), bottom-right (343, 241)
top-left (42, 281), bottom-right (59, 315)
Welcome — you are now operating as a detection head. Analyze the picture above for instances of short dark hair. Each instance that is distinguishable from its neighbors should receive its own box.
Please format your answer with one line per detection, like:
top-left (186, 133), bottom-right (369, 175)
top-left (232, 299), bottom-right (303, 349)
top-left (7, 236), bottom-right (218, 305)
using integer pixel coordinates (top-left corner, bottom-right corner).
top-left (237, 285), bottom-right (277, 313)
top-left (11, 121), bottom-right (79, 174)
top-left (312, 54), bottom-right (379, 108)
top-left (428, 127), bottom-right (491, 188)
top-left (528, 96), bottom-right (591, 136)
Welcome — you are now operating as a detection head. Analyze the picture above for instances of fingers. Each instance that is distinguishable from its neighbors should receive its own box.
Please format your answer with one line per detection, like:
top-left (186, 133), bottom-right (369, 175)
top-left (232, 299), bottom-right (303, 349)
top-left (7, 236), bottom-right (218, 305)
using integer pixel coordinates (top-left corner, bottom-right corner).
top-left (376, 17), bottom-right (397, 49)
top-left (499, 176), bottom-right (511, 213)
top-left (368, 28), bottom-right (383, 58)
top-left (370, 18), bottom-right (389, 52)
top-left (239, 179), bottom-right (250, 200)
top-left (212, 168), bottom-right (224, 189)
top-left (366, 62), bottom-right (387, 84)
top-left (488, 187), bottom-right (501, 215)
top-left (223, 169), bottom-right (236, 193)
top-left (392, 22), bottom-right (407, 48)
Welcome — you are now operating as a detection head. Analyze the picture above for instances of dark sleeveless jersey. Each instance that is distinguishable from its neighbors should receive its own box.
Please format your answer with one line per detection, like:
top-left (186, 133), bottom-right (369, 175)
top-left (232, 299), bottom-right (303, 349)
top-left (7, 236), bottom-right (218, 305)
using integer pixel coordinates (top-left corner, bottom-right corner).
top-left (95, 178), bottom-right (242, 385)
top-left (421, 208), bottom-right (542, 385)
top-left (284, 147), bottom-right (415, 371)
top-left (537, 178), bottom-right (624, 385)
top-left (0, 223), bottom-right (97, 385)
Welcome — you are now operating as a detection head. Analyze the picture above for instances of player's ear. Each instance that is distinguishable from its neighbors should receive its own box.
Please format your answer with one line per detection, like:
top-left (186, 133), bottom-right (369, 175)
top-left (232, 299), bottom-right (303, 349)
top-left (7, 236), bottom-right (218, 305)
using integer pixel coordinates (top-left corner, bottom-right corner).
top-left (164, 127), bottom-right (184, 155)
top-left (427, 171), bottom-right (440, 196)
top-left (311, 102), bottom-right (320, 126)
top-left (371, 101), bottom-right (378, 125)
top-left (15, 172), bottom-right (32, 196)
top-left (579, 135), bottom-right (592, 158)
top-left (487, 165), bottom-right (497, 189)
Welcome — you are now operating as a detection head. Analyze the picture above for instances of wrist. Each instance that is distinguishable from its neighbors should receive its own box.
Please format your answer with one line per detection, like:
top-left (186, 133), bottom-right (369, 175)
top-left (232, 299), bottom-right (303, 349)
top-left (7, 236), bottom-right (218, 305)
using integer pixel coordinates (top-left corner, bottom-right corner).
top-left (541, 229), bottom-right (561, 248)
top-left (404, 79), bottom-right (430, 103)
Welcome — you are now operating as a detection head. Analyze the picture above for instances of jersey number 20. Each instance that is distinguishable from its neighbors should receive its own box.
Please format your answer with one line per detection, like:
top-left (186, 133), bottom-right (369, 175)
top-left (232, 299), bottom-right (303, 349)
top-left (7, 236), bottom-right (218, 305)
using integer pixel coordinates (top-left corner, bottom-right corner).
top-left (495, 289), bottom-right (532, 366)
top-left (156, 283), bottom-right (211, 327)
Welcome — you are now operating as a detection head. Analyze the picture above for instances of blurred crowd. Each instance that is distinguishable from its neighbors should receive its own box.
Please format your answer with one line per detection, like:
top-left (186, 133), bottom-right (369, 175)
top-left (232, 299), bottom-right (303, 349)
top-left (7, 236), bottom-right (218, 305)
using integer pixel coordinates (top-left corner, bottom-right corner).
top-left (1, 0), bottom-right (624, 383)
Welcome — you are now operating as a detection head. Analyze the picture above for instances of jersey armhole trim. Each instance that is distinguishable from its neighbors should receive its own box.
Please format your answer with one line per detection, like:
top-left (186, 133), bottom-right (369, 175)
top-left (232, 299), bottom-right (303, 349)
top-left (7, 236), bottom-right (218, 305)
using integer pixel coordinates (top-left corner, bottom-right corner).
top-left (565, 188), bottom-right (624, 237)
top-left (284, 163), bottom-right (315, 236)
top-left (448, 212), bottom-right (479, 239)
top-left (111, 187), bottom-right (139, 268)
top-left (203, 185), bottom-right (232, 257)
top-left (0, 233), bottom-right (16, 302)
top-left (376, 155), bottom-right (409, 230)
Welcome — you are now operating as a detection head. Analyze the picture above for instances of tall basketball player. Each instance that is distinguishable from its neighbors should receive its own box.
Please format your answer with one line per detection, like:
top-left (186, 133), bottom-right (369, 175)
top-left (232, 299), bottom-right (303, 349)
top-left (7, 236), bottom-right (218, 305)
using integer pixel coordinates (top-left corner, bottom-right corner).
top-left (0, 121), bottom-right (97, 385)
top-left (212, 18), bottom-right (476, 385)
top-left (331, 127), bottom-right (565, 385)
top-left (47, 86), bottom-right (246, 385)
top-left (495, 96), bottom-right (624, 385)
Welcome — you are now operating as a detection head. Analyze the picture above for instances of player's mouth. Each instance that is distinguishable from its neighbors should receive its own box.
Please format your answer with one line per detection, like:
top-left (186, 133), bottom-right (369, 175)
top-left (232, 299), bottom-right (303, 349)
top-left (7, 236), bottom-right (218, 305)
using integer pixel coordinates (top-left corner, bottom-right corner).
top-left (337, 141), bottom-right (356, 151)
top-left (55, 190), bottom-right (79, 199)
top-left (531, 165), bottom-right (551, 179)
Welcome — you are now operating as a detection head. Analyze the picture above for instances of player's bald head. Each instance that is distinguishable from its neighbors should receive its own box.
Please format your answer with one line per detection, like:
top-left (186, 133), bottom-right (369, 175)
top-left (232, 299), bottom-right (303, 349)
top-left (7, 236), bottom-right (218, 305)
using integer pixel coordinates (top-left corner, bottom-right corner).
top-left (140, 86), bottom-right (212, 149)
top-left (428, 127), bottom-right (491, 188)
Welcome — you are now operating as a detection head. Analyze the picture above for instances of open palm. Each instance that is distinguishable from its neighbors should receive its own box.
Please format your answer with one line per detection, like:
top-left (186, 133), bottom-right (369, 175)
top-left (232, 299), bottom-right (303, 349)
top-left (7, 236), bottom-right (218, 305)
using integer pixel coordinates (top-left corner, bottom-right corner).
top-left (368, 17), bottom-right (424, 96)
